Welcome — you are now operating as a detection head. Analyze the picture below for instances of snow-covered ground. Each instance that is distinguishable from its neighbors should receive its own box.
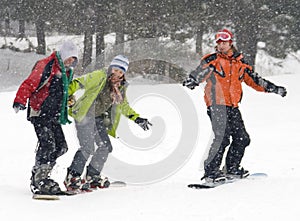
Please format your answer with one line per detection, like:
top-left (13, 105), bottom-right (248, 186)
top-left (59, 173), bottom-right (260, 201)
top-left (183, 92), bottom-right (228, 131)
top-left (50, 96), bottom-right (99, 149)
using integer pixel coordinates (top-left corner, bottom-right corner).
top-left (0, 36), bottom-right (299, 220)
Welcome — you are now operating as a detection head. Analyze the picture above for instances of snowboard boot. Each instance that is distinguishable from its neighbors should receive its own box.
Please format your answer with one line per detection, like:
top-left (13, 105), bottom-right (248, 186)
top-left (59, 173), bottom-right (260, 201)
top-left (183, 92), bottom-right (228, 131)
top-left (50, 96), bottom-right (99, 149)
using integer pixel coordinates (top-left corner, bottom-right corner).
top-left (30, 165), bottom-right (62, 195)
top-left (64, 169), bottom-right (90, 192)
top-left (223, 166), bottom-right (249, 179)
top-left (85, 174), bottom-right (110, 189)
top-left (201, 170), bottom-right (226, 183)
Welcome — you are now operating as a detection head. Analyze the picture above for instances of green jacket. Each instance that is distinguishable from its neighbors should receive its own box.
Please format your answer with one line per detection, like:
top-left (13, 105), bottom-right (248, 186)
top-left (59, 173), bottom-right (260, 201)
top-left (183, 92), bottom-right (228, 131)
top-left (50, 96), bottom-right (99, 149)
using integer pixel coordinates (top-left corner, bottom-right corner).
top-left (68, 69), bottom-right (139, 137)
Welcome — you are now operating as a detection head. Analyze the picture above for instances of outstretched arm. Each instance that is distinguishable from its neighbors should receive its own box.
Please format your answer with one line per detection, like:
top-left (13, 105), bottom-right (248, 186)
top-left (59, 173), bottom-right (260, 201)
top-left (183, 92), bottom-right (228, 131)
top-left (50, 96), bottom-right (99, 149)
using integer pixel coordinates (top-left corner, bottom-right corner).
top-left (244, 68), bottom-right (287, 97)
top-left (120, 96), bottom-right (140, 121)
top-left (121, 95), bottom-right (152, 131)
top-left (183, 54), bottom-right (216, 90)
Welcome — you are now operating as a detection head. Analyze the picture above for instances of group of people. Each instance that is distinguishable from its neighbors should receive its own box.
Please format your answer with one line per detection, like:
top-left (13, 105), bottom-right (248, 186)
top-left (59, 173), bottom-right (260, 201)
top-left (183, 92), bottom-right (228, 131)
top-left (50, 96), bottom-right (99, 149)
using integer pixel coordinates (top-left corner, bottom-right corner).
top-left (13, 28), bottom-right (287, 195)
top-left (13, 42), bottom-right (151, 195)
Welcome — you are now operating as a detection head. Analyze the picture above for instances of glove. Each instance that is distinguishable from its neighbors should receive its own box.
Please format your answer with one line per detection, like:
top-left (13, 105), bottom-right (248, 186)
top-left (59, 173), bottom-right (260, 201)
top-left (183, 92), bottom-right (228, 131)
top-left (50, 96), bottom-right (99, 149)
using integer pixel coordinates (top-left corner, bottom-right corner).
top-left (275, 86), bottom-right (287, 97)
top-left (182, 75), bottom-right (199, 90)
top-left (13, 102), bottom-right (26, 113)
top-left (134, 117), bottom-right (152, 131)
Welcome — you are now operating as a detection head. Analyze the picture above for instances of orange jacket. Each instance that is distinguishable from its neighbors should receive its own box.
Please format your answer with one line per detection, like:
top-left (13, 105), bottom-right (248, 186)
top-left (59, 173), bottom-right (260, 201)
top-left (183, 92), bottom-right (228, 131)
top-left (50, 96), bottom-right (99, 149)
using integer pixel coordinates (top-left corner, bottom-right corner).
top-left (190, 49), bottom-right (275, 107)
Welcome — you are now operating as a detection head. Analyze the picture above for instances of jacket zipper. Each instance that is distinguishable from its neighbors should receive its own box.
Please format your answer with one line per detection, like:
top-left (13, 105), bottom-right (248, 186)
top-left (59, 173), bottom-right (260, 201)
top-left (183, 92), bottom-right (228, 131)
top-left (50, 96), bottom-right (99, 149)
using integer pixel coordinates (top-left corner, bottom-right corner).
top-left (229, 60), bottom-right (233, 105)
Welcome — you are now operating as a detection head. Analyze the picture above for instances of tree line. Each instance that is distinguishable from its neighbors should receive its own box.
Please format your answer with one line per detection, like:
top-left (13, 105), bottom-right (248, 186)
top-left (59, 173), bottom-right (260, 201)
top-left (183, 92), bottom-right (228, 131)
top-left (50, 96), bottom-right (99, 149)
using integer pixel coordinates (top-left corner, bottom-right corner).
top-left (0, 0), bottom-right (299, 71)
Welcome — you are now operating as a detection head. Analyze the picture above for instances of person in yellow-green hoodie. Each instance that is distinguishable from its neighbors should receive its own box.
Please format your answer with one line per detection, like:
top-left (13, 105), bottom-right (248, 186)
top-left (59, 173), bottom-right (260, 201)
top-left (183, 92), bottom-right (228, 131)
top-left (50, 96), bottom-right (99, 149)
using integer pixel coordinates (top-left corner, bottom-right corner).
top-left (64, 55), bottom-right (152, 191)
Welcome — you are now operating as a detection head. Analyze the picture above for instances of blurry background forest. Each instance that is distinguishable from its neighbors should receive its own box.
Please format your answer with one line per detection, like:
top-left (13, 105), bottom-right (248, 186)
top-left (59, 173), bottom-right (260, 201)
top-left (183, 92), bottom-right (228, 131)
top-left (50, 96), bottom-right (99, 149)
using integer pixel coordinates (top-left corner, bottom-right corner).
top-left (0, 0), bottom-right (299, 82)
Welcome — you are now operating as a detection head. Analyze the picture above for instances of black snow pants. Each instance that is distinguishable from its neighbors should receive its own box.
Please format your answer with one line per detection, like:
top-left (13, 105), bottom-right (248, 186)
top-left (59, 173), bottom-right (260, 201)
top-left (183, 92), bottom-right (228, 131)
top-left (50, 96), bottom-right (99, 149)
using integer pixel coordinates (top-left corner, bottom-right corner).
top-left (31, 117), bottom-right (68, 168)
top-left (204, 105), bottom-right (250, 175)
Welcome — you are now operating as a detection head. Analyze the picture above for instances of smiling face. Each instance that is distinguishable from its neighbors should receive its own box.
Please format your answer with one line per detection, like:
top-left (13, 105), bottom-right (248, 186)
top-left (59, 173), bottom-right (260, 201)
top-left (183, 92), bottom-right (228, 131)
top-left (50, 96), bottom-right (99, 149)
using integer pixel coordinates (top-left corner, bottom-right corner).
top-left (109, 68), bottom-right (125, 86)
top-left (216, 41), bottom-right (232, 54)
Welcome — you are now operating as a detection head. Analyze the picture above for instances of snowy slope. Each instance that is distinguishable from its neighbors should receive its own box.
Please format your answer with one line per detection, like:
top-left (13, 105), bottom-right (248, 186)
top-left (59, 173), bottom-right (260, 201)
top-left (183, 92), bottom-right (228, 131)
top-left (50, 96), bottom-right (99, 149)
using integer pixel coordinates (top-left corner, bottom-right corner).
top-left (1, 34), bottom-right (299, 220)
top-left (1, 72), bottom-right (299, 220)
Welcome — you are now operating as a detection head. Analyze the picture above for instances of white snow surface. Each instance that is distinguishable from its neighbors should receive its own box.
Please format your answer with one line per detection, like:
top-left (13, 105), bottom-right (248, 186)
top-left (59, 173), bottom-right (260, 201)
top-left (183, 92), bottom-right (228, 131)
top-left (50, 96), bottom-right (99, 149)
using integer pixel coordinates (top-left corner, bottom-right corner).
top-left (0, 36), bottom-right (300, 220)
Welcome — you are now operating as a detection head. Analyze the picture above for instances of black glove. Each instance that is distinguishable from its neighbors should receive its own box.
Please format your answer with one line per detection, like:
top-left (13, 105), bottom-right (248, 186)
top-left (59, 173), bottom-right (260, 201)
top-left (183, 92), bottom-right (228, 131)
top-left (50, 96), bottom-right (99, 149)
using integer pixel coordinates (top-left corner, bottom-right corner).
top-left (134, 117), bottom-right (152, 131)
top-left (183, 75), bottom-right (199, 90)
top-left (13, 102), bottom-right (26, 113)
top-left (275, 86), bottom-right (287, 97)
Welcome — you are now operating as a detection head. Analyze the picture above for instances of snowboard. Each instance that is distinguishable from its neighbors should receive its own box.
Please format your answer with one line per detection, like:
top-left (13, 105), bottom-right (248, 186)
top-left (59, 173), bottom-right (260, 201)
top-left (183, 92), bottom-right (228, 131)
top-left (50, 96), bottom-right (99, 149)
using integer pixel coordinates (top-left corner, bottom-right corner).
top-left (188, 173), bottom-right (268, 189)
top-left (32, 190), bottom-right (76, 200)
top-left (32, 181), bottom-right (127, 200)
top-left (110, 180), bottom-right (127, 187)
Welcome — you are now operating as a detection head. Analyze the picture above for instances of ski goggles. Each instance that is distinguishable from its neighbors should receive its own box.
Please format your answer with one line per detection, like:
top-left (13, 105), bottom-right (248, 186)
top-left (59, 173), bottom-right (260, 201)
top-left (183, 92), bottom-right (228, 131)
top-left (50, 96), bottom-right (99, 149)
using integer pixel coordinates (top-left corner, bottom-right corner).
top-left (215, 32), bottom-right (232, 42)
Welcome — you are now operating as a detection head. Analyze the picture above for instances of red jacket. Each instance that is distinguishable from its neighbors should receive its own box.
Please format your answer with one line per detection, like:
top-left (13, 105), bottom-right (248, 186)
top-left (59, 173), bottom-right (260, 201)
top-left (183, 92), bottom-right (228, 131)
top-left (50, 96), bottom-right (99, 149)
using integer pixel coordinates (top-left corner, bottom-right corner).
top-left (190, 49), bottom-right (276, 107)
top-left (14, 52), bottom-right (69, 119)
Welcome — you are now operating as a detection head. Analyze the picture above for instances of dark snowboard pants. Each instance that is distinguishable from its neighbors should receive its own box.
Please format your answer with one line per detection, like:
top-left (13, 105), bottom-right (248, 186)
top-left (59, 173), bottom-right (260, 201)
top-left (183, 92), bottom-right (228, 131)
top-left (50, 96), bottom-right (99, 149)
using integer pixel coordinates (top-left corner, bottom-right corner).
top-left (31, 117), bottom-right (68, 180)
top-left (31, 117), bottom-right (68, 167)
top-left (204, 105), bottom-right (250, 175)
top-left (68, 115), bottom-right (112, 177)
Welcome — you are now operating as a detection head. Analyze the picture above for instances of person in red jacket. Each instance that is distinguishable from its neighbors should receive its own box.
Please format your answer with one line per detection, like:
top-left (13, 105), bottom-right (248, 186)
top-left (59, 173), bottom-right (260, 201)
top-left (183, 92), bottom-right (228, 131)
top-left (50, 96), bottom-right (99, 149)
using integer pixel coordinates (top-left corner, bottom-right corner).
top-left (13, 41), bottom-right (79, 195)
top-left (183, 29), bottom-right (287, 183)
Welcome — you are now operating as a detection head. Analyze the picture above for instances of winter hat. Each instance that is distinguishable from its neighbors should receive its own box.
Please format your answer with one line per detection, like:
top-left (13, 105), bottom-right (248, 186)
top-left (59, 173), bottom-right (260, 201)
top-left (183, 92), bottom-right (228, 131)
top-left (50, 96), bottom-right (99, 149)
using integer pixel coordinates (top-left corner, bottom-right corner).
top-left (109, 55), bottom-right (129, 73)
top-left (215, 29), bottom-right (233, 43)
top-left (59, 41), bottom-right (79, 62)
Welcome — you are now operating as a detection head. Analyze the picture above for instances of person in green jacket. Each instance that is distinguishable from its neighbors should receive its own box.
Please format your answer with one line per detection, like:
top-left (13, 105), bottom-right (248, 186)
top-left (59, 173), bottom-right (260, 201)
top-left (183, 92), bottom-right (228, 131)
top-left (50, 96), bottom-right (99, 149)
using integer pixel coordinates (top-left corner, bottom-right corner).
top-left (64, 55), bottom-right (152, 191)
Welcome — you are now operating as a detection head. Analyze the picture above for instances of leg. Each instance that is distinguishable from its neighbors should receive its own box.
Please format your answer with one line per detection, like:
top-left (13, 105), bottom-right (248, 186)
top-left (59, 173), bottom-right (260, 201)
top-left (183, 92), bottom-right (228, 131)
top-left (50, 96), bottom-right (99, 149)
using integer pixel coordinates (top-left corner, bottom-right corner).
top-left (86, 116), bottom-right (112, 177)
top-left (32, 118), bottom-right (57, 167)
top-left (30, 118), bottom-right (62, 194)
top-left (225, 107), bottom-right (250, 172)
top-left (204, 106), bottom-right (231, 176)
top-left (68, 118), bottom-right (96, 176)
top-left (51, 123), bottom-right (68, 161)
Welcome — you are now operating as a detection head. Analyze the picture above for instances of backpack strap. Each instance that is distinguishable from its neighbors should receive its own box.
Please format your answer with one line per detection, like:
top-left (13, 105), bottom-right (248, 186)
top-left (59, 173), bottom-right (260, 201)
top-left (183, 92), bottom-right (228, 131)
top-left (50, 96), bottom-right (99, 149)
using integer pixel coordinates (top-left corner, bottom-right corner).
top-left (36, 59), bottom-right (55, 91)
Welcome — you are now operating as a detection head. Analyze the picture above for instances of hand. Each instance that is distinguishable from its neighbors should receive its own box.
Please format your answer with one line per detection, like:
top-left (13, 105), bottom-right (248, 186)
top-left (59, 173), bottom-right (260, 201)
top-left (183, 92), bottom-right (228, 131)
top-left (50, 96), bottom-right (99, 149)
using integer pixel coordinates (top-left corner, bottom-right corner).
top-left (182, 75), bottom-right (199, 90)
top-left (13, 102), bottom-right (26, 113)
top-left (134, 117), bottom-right (152, 131)
top-left (68, 95), bottom-right (76, 107)
top-left (275, 86), bottom-right (287, 97)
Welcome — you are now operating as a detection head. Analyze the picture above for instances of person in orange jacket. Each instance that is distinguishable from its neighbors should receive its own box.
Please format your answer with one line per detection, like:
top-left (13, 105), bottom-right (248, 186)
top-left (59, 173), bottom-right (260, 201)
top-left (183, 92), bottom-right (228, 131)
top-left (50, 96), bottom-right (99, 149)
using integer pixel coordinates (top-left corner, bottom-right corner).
top-left (183, 29), bottom-right (287, 183)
